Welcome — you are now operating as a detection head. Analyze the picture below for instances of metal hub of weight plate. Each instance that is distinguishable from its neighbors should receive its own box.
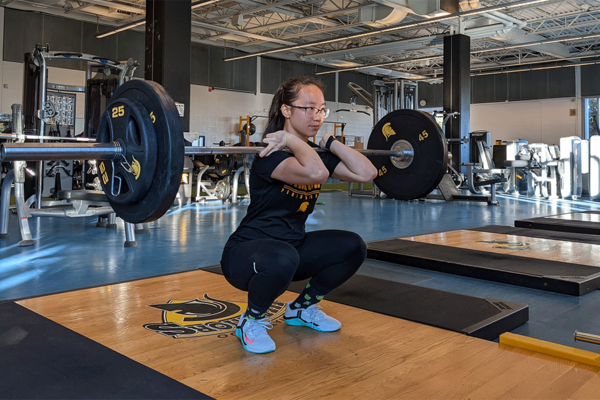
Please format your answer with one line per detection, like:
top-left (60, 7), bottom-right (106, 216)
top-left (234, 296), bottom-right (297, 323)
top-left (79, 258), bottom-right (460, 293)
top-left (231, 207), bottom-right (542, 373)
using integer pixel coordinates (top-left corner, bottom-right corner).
top-left (96, 80), bottom-right (184, 223)
top-left (367, 109), bottom-right (448, 200)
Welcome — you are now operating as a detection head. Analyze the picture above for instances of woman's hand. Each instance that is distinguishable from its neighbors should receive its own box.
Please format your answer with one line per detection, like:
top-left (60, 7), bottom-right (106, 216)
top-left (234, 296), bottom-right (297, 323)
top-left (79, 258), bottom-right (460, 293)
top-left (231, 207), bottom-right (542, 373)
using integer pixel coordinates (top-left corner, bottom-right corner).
top-left (259, 130), bottom-right (290, 157)
top-left (319, 133), bottom-right (334, 150)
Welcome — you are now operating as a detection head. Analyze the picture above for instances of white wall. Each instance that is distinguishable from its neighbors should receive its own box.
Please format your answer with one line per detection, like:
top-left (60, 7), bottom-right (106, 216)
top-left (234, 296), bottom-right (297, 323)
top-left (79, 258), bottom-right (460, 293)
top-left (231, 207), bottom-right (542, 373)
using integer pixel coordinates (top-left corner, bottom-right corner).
top-left (471, 98), bottom-right (581, 146)
top-left (189, 85), bottom-right (374, 147)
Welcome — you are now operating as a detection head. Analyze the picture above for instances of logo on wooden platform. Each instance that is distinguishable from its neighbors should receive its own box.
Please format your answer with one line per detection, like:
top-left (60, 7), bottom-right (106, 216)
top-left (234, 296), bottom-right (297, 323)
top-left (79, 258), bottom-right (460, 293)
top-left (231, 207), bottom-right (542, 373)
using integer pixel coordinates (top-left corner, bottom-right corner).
top-left (478, 239), bottom-right (556, 251)
top-left (143, 294), bottom-right (286, 339)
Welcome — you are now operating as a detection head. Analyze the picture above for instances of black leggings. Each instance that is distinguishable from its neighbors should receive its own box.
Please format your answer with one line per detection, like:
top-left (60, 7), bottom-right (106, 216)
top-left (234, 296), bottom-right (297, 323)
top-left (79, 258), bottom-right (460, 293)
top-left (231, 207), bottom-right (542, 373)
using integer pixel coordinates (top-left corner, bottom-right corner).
top-left (220, 230), bottom-right (366, 310)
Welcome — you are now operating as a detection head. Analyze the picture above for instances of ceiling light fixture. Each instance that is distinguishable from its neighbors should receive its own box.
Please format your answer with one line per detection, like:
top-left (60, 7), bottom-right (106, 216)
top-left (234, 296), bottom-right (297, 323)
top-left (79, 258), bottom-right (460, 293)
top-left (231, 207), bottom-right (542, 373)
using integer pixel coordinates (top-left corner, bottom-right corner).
top-left (315, 55), bottom-right (443, 75)
top-left (96, 0), bottom-right (222, 39)
top-left (474, 32), bottom-right (600, 54)
top-left (470, 59), bottom-right (600, 76)
top-left (96, 20), bottom-right (145, 39)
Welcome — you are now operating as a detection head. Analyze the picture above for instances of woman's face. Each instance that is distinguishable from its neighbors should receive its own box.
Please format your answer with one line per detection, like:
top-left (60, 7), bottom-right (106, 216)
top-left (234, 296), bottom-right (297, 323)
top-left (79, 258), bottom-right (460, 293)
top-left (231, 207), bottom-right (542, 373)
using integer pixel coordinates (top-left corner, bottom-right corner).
top-left (281, 84), bottom-right (326, 141)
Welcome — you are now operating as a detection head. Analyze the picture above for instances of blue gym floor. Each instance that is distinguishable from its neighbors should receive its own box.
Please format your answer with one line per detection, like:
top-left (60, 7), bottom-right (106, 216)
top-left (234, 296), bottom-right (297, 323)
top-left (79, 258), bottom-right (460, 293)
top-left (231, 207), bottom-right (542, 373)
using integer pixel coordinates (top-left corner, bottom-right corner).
top-left (2, 190), bottom-right (600, 352)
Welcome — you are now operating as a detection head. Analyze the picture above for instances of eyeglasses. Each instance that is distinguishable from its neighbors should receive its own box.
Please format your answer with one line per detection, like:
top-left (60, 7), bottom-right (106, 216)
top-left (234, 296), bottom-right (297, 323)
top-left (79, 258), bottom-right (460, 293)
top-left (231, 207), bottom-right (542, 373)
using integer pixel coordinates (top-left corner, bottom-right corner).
top-left (287, 104), bottom-right (330, 119)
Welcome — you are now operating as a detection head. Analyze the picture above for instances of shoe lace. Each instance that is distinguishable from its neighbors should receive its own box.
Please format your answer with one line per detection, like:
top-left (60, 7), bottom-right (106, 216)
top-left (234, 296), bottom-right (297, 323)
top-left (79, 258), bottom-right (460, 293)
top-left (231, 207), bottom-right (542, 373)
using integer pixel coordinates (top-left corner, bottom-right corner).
top-left (246, 318), bottom-right (273, 338)
top-left (303, 305), bottom-right (327, 322)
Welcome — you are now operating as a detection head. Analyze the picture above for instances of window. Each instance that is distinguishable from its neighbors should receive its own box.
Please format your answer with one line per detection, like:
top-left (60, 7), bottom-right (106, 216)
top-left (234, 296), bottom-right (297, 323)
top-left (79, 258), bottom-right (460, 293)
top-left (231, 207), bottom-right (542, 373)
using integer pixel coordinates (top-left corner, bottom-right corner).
top-left (585, 98), bottom-right (599, 139)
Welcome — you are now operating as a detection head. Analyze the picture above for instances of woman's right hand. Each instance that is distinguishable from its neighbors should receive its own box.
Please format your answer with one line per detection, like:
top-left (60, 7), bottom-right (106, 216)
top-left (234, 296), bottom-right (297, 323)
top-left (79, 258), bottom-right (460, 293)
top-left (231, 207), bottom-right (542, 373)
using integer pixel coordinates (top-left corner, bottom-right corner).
top-left (259, 130), bottom-right (290, 157)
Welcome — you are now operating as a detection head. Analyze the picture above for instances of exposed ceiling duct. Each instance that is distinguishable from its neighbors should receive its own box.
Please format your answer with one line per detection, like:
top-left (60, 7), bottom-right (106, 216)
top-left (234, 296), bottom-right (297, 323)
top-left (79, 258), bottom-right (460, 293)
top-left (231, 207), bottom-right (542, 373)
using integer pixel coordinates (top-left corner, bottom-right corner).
top-left (575, 0), bottom-right (600, 10)
top-left (358, 4), bottom-right (408, 28)
top-left (300, 23), bottom-right (512, 61)
top-left (407, 0), bottom-right (458, 16)
top-left (490, 27), bottom-right (571, 58)
top-left (4, 0), bottom-right (135, 22)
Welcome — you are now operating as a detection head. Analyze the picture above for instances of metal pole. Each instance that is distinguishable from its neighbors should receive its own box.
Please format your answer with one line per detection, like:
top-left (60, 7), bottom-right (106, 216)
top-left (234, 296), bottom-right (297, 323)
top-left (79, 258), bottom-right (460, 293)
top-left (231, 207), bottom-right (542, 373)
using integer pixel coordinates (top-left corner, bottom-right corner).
top-left (12, 104), bottom-right (24, 141)
top-left (1, 143), bottom-right (122, 161)
top-left (84, 62), bottom-right (92, 137)
top-left (36, 51), bottom-right (48, 209)
top-left (0, 169), bottom-right (13, 236)
top-left (83, 62), bottom-right (93, 189)
top-left (574, 330), bottom-right (600, 345)
top-left (0, 133), bottom-right (97, 142)
top-left (394, 80), bottom-right (399, 111)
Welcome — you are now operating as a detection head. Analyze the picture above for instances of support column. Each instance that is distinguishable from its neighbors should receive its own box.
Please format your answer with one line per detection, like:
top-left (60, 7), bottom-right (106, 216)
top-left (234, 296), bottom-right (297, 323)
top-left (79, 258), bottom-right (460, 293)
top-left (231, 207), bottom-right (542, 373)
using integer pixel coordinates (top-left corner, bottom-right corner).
top-left (443, 34), bottom-right (471, 173)
top-left (145, 0), bottom-right (191, 131)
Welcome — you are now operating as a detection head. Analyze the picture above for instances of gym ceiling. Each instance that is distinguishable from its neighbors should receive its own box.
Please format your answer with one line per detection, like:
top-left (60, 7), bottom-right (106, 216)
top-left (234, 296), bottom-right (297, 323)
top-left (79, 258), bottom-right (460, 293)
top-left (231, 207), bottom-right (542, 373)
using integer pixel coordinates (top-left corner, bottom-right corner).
top-left (5, 0), bottom-right (600, 80)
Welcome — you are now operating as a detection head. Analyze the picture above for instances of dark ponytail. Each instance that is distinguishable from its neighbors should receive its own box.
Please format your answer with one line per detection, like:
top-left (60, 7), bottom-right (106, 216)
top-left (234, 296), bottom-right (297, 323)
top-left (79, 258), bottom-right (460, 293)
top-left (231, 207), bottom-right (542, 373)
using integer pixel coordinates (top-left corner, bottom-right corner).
top-left (263, 76), bottom-right (326, 138)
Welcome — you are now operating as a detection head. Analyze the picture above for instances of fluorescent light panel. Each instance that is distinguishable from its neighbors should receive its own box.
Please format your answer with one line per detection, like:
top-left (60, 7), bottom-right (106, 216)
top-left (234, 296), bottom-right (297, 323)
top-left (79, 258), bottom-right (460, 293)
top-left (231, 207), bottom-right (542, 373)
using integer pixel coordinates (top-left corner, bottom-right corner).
top-left (96, 20), bottom-right (145, 39)
top-left (471, 60), bottom-right (600, 76)
top-left (96, 0), bottom-right (223, 39)
top-left (315, 55), bottom-right (443, 75)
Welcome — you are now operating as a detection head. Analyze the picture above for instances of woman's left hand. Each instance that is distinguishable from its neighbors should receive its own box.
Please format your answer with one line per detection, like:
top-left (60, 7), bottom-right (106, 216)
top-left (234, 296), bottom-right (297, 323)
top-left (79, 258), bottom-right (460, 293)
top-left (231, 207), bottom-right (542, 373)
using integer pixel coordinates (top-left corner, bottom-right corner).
top-left (260, 130), bottom-right (290, 157)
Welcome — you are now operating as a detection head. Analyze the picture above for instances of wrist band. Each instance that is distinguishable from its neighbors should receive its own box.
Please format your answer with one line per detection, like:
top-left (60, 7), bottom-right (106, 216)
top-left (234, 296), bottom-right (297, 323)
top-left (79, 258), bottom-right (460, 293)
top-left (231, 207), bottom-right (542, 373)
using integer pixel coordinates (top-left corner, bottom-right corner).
top-left (325, 135), bottom-right (337, 150)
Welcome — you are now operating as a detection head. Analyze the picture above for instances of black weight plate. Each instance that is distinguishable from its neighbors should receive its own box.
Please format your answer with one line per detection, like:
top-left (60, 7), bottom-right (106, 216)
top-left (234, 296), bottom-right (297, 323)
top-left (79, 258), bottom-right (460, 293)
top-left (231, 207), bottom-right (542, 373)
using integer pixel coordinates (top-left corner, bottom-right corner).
top-left (367, 110), bottom-right (447, 200)
top-left (214, 154), bottom-right (234, 178)
top-left (96, 97), bottom-right (157, 205)
top-left (97, 80), bottom-right (184, 223)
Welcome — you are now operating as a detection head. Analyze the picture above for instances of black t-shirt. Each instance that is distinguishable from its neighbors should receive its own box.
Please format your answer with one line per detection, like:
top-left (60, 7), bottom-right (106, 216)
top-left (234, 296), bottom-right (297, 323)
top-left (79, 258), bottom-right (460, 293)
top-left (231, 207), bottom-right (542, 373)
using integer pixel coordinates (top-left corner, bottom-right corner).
top-left (225, 144), bottom-right (341, 247)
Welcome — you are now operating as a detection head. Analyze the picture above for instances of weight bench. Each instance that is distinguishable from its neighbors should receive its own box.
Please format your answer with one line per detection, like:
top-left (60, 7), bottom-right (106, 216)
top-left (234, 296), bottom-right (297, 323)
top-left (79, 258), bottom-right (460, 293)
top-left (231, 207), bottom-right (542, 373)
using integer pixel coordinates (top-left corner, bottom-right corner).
top-left (464, 140), bottom-right (511, 198)
top-left (473, 176), bottom-right (506, 206)
top-left (427, 172), bottom-right (504, 205)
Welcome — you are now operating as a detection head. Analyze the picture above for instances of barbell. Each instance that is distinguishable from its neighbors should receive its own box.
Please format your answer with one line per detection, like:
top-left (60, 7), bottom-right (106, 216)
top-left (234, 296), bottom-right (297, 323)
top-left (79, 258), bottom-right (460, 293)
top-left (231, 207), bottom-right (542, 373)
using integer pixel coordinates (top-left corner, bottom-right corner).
top-left (0, 133), bottom-right (97, 142)
top-left (0, 80), bottom-right (448, 224)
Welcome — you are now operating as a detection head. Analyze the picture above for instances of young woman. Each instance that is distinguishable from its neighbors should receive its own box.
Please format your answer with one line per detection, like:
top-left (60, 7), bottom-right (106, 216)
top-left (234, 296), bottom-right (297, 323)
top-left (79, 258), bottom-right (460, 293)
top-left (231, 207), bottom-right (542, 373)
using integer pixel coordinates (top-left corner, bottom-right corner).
top-left (220, 76), bottom-right (377, 353)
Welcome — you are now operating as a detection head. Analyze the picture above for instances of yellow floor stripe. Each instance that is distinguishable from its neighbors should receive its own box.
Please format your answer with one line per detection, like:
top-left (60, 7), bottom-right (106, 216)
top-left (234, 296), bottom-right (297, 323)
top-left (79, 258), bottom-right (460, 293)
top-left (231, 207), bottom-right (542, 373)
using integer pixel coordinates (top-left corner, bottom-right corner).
top-left (499, 332), bottom-right (600, 367)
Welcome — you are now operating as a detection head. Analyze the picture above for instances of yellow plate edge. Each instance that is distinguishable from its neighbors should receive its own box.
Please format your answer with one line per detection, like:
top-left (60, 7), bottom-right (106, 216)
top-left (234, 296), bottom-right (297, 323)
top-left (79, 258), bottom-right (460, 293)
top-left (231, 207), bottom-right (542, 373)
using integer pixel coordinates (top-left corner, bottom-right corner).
top-left (499, 332), bottom-right (600, 367)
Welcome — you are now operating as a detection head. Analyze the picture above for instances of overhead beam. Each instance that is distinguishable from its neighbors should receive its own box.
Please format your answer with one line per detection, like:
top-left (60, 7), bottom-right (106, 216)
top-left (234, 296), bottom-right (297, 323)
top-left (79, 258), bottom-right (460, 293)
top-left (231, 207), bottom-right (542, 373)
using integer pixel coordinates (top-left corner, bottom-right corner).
top-left (191, 21), bottom-right (297, 45)
top-left (492, 27), bottom-right (570, 58)
top-left (223, 0), bottom-right (563, 61)
top-left (81, 0), bottom-right (145, 14)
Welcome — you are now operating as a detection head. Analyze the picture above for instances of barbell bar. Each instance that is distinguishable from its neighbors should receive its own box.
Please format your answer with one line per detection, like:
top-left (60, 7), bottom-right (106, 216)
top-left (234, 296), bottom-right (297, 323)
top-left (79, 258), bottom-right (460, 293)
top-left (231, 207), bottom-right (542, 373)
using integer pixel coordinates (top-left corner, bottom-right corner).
top-left (0, 133), bottom-right (98, 142)
top-left (0, 79), bottom-right (447, 224)
top-left (184, 146), bottom-right (408, 158)
top-left (0, 143), bottom-right (409, 162)
top-left (574, 330), bottom-right (600, 345)
top-left (1, 142), bottom-right (122, 161)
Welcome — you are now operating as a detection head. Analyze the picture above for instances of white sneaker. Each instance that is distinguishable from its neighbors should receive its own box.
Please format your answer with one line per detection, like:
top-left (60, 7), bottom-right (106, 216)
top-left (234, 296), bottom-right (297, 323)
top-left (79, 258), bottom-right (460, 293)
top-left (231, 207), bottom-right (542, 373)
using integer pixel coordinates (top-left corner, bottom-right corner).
top-left (235, 313), bottom-right (276, 354)
top-left (284, 302), bottom-right (341, 332)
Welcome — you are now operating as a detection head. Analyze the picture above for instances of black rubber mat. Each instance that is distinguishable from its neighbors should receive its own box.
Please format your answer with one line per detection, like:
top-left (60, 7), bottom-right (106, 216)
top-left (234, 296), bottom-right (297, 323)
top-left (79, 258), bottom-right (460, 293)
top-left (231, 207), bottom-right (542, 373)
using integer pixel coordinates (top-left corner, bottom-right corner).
top-left (367, 229), bottom-right (600, 296)
top-left (515, 211), bottom-right (600, 235)
top-left (201, 265), bottom-right (528, 341)
top-left (0, 301), bottom-right (213, 400)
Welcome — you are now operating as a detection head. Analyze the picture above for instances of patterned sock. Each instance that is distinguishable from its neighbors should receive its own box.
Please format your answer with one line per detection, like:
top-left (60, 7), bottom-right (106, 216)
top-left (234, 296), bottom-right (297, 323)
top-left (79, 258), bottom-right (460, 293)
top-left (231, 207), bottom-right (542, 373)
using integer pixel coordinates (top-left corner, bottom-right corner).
top-left (290, 282), bottom-right (327, 310)
top-left (245, 299), bottom-right (269, 320)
